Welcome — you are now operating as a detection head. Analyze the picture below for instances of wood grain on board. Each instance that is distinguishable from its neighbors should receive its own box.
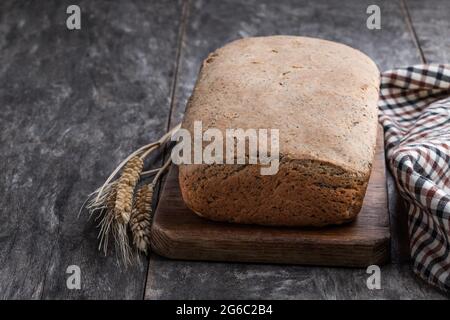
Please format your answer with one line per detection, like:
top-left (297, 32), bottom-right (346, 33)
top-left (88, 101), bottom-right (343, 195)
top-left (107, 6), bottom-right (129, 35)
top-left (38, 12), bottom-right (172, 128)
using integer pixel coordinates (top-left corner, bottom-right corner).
top-left (152, 130), bottom-right (389, 267)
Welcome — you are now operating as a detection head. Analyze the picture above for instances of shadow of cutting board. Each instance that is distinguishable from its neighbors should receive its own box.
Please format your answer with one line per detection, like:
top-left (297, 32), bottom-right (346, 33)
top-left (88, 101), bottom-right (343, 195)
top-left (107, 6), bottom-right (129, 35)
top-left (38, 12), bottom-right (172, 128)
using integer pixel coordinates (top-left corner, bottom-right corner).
top-left (151, 129), bottom-right (390, 267)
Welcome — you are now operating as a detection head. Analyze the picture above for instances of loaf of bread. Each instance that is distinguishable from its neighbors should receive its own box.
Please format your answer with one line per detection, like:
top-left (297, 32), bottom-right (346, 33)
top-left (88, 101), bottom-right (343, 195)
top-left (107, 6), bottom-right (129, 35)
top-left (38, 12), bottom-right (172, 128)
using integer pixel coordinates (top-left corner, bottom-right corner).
top-left (178, 36), bottom-right (380, 227)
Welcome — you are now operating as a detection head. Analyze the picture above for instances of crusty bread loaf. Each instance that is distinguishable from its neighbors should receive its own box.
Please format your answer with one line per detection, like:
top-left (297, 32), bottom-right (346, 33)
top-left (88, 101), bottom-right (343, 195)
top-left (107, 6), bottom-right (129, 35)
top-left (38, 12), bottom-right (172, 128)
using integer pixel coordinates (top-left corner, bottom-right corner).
top-left (178, 36), bottom-right (380, 227)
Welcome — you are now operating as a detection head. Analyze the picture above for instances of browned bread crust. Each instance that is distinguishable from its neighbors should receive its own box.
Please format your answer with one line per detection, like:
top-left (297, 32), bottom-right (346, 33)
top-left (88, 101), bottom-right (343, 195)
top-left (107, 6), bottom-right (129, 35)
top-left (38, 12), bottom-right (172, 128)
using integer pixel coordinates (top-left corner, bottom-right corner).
top-left (179, 36), bottom-right (380, 227)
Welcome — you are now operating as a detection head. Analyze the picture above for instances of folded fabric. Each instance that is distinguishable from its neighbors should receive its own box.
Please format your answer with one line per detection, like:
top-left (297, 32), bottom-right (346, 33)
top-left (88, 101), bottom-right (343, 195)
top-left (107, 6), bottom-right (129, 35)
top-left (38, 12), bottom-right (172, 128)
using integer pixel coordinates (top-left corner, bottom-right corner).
top-left (378, 64), bottom-right (450, 292)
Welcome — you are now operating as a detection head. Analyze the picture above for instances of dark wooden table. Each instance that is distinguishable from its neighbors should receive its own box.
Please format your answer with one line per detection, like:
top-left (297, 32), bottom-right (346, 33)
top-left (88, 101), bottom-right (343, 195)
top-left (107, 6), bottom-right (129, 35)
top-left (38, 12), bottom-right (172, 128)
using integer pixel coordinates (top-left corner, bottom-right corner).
top-left (0, 0), bottom-right (449, 299)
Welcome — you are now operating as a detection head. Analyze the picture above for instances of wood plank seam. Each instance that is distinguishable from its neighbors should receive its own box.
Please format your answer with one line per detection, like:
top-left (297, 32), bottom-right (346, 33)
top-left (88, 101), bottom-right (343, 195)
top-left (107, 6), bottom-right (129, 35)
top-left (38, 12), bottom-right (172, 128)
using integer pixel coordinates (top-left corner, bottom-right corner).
top-left (143, 0), bottom-right (192, 300)
top-left (399, 0), bottom-right (427, 64)
top-left (166, 0), bottom-right (192, 133)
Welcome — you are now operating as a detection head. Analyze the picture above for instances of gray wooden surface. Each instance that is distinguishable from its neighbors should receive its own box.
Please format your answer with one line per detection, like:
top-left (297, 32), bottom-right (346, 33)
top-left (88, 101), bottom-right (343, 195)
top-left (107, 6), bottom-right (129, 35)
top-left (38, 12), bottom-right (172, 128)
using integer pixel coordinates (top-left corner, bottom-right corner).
top-left (0, 0), bottom-right (448, 299)
top-left (406, 0), bottom-right (450, 63)
top-left (0, 0), bottom-right (184, 299)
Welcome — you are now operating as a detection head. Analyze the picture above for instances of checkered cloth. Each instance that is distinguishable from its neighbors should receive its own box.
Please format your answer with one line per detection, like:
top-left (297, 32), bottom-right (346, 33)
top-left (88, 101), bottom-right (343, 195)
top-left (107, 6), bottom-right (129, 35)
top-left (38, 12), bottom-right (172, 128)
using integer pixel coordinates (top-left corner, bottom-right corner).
top-left (378, 64), bottom-right (450, 292)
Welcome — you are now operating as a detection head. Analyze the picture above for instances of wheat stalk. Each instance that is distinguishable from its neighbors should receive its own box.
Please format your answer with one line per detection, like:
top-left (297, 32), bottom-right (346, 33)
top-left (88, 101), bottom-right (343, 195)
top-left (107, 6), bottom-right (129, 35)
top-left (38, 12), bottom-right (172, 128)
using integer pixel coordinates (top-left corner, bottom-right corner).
top-left (93, 123), bottom-right (181, 204)
top-left (82, 123), bottom-right (181, 265)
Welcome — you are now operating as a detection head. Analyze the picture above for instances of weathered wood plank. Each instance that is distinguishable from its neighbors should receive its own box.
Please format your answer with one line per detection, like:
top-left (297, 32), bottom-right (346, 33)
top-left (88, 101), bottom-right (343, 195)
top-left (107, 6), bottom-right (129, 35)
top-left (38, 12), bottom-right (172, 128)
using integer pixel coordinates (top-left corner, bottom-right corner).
top-left (404, 0), bottom-right (450, 63)
top-left (0, 0), bottom-right (183, 299)
top-left (145, 0), bottom-right (446, 299)
top-left (146, 255), bottom-right (447, 299)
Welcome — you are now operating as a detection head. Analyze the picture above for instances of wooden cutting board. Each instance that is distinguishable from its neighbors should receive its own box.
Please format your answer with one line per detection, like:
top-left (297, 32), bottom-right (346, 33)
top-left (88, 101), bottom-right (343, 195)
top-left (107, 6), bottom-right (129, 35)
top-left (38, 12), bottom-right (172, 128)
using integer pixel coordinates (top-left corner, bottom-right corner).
top-left (151, 130), bottom-right (390, 267)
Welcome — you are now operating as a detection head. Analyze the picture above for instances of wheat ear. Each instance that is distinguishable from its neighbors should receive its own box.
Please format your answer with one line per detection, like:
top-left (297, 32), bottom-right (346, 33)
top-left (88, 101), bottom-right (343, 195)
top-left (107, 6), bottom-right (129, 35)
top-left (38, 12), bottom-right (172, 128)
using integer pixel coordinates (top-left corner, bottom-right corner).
top-left (130, 184), bottom-right (154, 253)
top-left (130, 156), bottom-right (172, 254)
top-left (114, 156), bottom-right (143, 224)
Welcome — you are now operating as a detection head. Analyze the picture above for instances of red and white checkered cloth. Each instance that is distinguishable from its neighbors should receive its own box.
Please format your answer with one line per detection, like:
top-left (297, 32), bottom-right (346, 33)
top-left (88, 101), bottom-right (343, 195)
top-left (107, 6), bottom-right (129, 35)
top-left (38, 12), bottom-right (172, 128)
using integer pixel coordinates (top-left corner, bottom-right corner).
top-left (378, 64), bottom-right (450, 292)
